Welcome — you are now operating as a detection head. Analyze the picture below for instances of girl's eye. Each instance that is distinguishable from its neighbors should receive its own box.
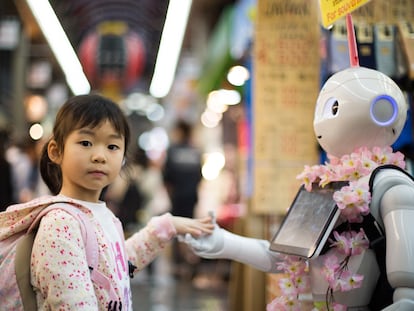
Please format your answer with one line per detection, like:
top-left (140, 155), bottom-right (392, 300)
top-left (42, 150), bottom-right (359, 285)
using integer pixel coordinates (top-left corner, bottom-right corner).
top-left (80, 141), bottom-right (92, 147)
top-left (108, 144), bottom-right (120, 151)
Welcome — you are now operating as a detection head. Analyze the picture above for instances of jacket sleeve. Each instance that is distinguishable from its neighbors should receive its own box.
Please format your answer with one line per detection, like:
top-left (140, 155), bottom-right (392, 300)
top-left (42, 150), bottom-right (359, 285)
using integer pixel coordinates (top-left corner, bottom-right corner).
top-left (31, 209), bottom-right (98, 310)
top-left (125, 212), bottom-right (177, 271)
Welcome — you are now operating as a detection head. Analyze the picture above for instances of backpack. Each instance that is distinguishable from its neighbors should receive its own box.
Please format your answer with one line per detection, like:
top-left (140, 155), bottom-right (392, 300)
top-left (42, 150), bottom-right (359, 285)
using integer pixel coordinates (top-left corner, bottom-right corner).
top-left (0, 196), bottom-right (121, 311)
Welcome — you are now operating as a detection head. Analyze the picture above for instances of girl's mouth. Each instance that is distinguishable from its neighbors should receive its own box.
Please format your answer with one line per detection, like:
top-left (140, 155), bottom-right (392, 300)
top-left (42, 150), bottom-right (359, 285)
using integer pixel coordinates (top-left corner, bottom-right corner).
top-left (89, 170), bottom-right (106, 177)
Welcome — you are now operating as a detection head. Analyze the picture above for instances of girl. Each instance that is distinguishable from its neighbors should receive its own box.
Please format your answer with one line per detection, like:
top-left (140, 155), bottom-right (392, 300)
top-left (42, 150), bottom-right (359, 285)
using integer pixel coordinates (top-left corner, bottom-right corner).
top-left (30, 94), bottom-right (214, 310)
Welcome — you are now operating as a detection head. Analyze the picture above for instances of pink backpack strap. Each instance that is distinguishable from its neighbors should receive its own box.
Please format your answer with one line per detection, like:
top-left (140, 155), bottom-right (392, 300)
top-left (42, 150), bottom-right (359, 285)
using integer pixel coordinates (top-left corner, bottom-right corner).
top-left (30, 203), bottom-right (119, 302)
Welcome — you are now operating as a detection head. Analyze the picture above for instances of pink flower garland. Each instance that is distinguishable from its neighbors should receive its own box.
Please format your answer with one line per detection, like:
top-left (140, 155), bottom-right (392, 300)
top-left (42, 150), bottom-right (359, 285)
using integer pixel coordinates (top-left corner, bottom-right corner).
top-left (267, 146), bottom-right (405, 311)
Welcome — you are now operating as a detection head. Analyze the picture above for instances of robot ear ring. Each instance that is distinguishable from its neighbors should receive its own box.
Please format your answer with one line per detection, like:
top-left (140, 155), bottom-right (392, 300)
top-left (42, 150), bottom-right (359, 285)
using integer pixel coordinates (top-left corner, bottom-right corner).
top-left (370, 95), bottom-right (398, 126)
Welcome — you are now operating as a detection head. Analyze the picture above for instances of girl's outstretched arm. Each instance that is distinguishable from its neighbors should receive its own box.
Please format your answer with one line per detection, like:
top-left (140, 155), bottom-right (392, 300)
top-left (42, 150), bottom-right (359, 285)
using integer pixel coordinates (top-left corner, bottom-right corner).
top-left (125, 213), bottom-right (213, 272)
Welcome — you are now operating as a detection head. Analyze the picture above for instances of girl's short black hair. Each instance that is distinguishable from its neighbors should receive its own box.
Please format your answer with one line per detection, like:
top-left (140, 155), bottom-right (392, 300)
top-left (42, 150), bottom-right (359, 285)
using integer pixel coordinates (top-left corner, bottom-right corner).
top-left (40, 94), bottom-right (130, 194)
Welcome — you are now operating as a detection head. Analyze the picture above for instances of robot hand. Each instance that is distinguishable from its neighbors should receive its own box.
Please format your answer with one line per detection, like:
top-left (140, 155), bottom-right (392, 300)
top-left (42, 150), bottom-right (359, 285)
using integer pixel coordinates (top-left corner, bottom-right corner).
top-left (178, 211), bottom-right (225, 258)
top-left (179, 225), bottom-right (226, 258)
top-left (179, 211), bottom-right (282, 273)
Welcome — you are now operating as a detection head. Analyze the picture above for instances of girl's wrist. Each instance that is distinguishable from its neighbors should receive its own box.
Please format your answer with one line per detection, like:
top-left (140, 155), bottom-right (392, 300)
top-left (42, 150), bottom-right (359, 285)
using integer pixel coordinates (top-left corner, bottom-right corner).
top-left (148, 213), bottom-right (177, 241)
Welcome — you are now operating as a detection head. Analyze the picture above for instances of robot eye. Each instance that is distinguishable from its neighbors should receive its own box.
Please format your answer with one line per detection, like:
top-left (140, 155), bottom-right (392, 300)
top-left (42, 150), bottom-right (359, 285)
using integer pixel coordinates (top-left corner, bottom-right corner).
top-left (370, 95), bottom-right (398, 126)
top-left (332, 101), bottom-right (339, 115)
top-left (322, 97), bottom-right (339, 118)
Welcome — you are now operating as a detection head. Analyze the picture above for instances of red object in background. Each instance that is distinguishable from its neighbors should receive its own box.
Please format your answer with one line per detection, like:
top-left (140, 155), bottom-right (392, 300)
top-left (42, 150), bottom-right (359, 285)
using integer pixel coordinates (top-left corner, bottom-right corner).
top-left (216, 203), bottom-right (245, 229)
top-left (237, 116), bottom-right (249, 156)
top-left (79, 27), bottom-right (146, 92)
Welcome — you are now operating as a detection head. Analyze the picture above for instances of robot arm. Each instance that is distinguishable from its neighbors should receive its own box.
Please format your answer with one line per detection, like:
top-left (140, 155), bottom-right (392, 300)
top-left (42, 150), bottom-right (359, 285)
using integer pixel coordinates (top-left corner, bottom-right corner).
top-left (369, 166), bottom-right (414, 309)
top-left (181, 224), bottom-right (283, 273)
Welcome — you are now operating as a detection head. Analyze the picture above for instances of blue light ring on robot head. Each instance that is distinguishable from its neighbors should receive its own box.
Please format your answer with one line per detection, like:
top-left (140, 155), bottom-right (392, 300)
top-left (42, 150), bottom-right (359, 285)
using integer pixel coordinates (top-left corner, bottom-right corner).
top-left (370, 94), bottom-right (398, 127)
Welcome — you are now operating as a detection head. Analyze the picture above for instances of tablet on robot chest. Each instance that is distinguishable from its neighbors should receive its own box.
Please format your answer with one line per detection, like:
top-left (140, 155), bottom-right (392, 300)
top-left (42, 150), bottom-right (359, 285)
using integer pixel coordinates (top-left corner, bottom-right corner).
top-left (269, 181), bottom-right (347, 259)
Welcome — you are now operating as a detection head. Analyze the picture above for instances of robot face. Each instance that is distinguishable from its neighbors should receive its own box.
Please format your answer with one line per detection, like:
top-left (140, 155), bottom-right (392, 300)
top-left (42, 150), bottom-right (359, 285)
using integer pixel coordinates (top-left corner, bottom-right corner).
top-left (314, 67), bottom-right (407, 157)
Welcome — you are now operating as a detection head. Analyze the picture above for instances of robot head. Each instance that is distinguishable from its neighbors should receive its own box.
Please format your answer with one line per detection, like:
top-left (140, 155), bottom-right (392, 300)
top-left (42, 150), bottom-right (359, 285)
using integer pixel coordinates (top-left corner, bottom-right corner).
top-left (314, 67), bottom-right (407, 157)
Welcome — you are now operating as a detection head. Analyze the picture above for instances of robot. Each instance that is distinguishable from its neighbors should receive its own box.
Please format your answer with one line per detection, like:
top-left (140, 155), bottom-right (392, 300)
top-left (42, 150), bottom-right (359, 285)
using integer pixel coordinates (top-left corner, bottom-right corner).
top-left (183, 66), bottom-right (414, 310)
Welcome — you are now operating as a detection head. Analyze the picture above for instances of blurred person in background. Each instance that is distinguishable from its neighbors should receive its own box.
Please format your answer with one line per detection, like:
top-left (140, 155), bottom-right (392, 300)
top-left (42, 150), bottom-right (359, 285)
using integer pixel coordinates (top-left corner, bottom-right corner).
top-left (162, 120), bottom-right (203, 279)
top-left (6, 137), bottom-right (50, 203)
top-left (106, 147), bottom-right (173, 282)
top-left (104, 147), bottom-right (150, 237)
top-left (0, 129), bottom-right (14, 211)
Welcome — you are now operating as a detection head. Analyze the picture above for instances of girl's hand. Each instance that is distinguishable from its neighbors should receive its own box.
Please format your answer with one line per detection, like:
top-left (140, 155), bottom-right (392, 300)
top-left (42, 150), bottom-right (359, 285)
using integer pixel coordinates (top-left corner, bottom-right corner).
top-left (172, 216), bottom-right (214, 237)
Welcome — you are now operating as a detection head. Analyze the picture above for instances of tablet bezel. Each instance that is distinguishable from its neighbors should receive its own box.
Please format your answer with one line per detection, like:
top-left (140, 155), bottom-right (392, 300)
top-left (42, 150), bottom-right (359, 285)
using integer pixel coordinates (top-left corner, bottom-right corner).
top-left (269, 181), bottom-right (348, 259)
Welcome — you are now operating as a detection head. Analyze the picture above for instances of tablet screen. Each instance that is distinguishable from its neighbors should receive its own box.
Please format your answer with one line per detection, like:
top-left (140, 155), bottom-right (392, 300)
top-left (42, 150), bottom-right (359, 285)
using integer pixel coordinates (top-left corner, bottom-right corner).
top-left (269, 181), bottom-right (347, 258)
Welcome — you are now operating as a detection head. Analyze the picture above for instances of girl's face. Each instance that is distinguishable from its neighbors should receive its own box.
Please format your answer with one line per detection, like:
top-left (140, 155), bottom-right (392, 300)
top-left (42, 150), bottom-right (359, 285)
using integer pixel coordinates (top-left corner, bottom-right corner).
top-left (49, 120), bottom-right (125, 202)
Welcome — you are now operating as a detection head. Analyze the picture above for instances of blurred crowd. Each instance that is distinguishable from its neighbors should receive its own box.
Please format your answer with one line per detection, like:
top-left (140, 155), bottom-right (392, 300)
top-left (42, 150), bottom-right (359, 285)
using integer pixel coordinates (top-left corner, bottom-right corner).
top-left (0, 132), bottom-right (50, 211)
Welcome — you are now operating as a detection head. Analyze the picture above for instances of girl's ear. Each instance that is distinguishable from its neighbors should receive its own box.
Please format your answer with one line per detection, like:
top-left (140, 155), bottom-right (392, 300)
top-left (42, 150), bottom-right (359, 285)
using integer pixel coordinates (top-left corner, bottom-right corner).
top-left (47, 139), bottom-right (62, 164)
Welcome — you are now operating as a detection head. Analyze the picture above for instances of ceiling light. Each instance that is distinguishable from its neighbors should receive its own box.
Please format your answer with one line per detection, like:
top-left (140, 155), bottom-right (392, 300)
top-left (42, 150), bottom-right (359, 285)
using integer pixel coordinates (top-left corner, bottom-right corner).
top-left (149, 0), bottom-right (192, 98)
top-left (25, 0), bottom-right (90, 95)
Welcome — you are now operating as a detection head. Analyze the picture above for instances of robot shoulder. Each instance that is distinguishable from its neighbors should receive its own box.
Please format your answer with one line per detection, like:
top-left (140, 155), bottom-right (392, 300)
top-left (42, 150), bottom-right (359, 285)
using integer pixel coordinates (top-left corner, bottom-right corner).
top-left (369, 164), bottom-right (414, 228)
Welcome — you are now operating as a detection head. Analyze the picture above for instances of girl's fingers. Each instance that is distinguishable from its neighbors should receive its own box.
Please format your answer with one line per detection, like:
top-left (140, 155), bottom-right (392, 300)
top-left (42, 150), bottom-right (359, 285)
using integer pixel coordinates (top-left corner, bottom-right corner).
top-left (174, 216), bottom-right (215, 236)
top-left (197, 216), bottom-right (214, 224)
top-left (189, 229), bottom-right (203, 237)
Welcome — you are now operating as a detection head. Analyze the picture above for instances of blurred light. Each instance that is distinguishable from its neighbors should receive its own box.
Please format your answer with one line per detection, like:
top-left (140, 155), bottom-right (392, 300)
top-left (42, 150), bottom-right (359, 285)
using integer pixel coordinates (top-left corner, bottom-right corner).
top-left (46, 83), bottom-right (68, 110)
top-left (25, 0), bottom-right (90, 95)
top-left (25, 95), bottom-right (48, 122)
top-left (206, 151), bottom-right (225, 169)
top-left (138, 132), bottom-right (150, 149)
top-left (149, 0), bottom-right (192, 98)
top-left (146, 103), bottom-right (165, 122)
top-left (201, 109), bottom-right (222, 128)
top-left (138, 127), bottom-right (169, 152)
top-left (201, 151), bottom-right (225, 180)
top-left (207, 91), bottom-right (229, 113)
top-left (201, 88), bottom-right (242, 129)
top-left (27, 60), bottom-right (52, 88)
top-left (227, 65), bottom-right (250, 86)
top-left (124, 93), bottom-right (148, 111)
top-left (138, 127), bottom-right (169, 161)
top-left (219, 89), bottom-right (242, 105)
top-left (208, 89), bottom-right (241, 107)
top-left (0, 18), bottom-right (19, 49)
top-left (29, 123), bottom-right (44, 140)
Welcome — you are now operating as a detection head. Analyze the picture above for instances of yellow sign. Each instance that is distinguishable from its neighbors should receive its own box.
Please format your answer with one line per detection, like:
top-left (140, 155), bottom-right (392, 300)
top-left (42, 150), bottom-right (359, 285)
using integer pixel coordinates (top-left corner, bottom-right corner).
top-left (319, 0), bottom-right (371, 28)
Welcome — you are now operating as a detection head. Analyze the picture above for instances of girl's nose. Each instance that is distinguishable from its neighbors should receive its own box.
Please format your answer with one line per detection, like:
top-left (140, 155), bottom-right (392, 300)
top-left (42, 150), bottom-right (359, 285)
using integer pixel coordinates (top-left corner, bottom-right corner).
top-left (92, 149), bottom-right (106, 163)
top-left (92, 155), bottom-right (106, 163)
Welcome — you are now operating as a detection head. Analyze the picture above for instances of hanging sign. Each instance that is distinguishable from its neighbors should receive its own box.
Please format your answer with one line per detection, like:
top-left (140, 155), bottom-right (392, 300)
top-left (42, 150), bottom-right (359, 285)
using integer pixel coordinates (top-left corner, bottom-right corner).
top-left (253, 0), bottom-right (320, 214)
top-left (319, 0), bottom-right (371, 28)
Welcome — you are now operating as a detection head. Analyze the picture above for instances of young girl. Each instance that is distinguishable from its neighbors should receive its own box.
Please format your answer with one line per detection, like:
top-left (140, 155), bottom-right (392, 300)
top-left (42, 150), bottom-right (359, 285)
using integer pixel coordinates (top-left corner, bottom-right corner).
top-left (28, 94), bottom-right (213, 310)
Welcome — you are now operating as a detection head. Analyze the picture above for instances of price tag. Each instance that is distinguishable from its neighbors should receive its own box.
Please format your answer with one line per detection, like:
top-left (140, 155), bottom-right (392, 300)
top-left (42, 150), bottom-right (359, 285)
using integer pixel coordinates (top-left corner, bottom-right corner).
top-left (319, 0), bottom-right (371, 28)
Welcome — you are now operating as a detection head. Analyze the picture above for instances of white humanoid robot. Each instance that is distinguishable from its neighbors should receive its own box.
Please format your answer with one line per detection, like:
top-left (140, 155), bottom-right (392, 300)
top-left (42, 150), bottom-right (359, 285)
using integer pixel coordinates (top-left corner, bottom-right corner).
top-left (184, 66), bottom-right (414, 310)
